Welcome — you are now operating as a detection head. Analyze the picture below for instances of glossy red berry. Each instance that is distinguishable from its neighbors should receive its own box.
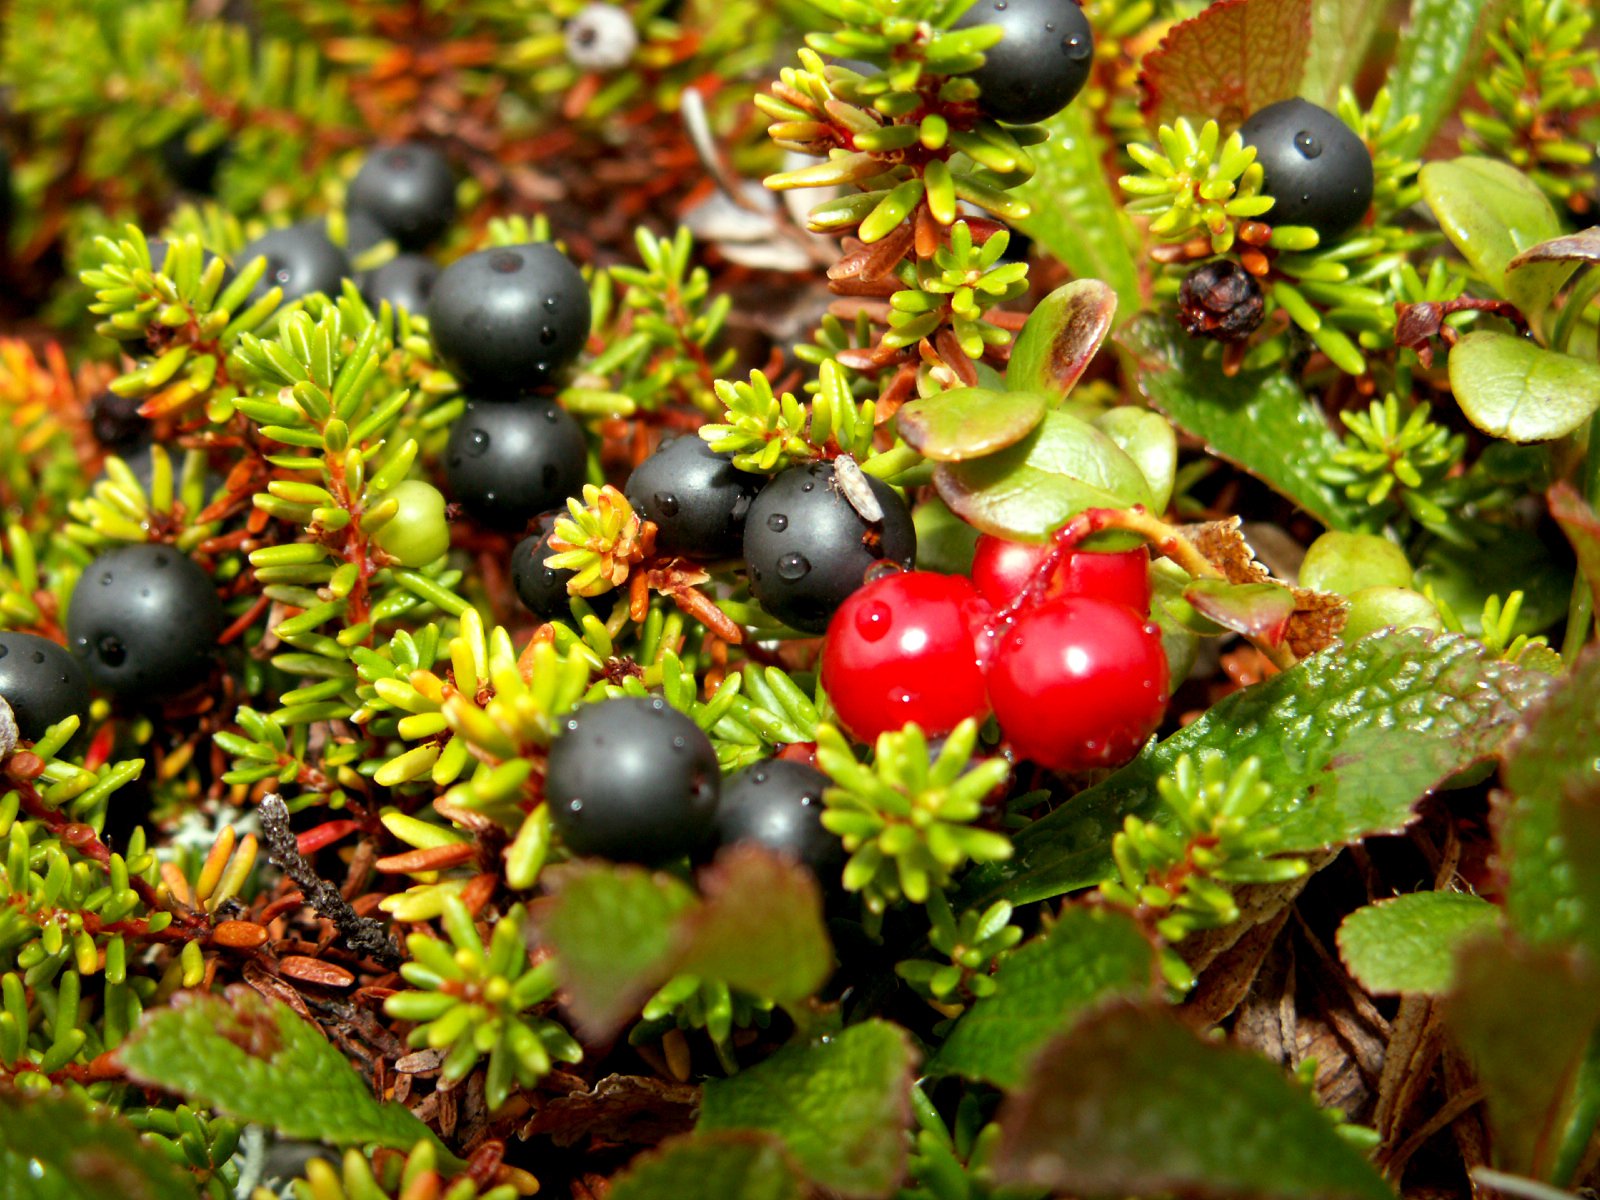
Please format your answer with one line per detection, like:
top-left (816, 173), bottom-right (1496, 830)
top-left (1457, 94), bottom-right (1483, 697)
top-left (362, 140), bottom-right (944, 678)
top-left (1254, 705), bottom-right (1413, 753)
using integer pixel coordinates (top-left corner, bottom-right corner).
top-left (970, 535), bottom-right (1151, 615)
top-left (987, 595), bottom-right (1167, 772)
top-left (820, 571), bottom-right (992, 743)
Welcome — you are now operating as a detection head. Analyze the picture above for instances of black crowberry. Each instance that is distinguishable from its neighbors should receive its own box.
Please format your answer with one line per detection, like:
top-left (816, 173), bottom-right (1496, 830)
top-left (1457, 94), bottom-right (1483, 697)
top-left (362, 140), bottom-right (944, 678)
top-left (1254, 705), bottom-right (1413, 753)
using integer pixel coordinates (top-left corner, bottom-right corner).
top-left (427, 244), bottom-right (591, 395)
top-left (954, 0), bottom-right (1094, 126)
top-left (713, 759), bottom-right (842, 881)
top-left (361, 254), bottom-right (440, 316)
top-left (0, 632), bottom-right (91, 742)
top-left (88, 389), bottom-right (150, 451)
top-left (443, 399), bottom-right (588, 530)
top-left (346, 142), bottom-right (457, 250)
top-left (66, 543), bottom-right (224, 697)
top-left (341, 209), bottom-right (392, 258)
top-left (546, 696), bottom-right (720, 864)
top-left (742, 461), bottom-right (916, 634)
top-left (239, 221), bottom-right (352, 305)
top-left (1238, 98), bottom-right (1374, 242)
top-left (159, 126), bottom-right (229, 194)
top-left (1177, 259), bottom-right (1266, 343)
top-left (623, 435), bottom-right (762, 560)
top-left (511, 522), bottom-right (616, 621)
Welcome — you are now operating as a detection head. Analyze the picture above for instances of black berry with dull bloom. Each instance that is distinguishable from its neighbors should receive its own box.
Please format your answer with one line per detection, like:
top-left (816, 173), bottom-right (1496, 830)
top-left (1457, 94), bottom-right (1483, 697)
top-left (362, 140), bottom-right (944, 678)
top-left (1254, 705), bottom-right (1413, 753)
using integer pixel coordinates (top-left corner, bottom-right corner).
top-left (624, 435), bottom-right (762, 560)
top-left (511, 524), bottom-right (615, 621)
top-left (713, 759), bottom-right (843, 882)
top-left (742, 461), bottom-right (916, 634)
top-left (361, 253), bottom-right (439, 316)
top-left (1239, 98), bottom-right (1374, 241)
top-left (1178, 259), bottom-right (1265, 343)
top-left (443, 398), bottom-right (588, 530)
top-left (346, 142), bottom-right (457, 250)
top-left (66, 543), bottom-right (224, 697)
top-left (427, 244), bottom-right (591, 395)
top-left (546, 696), bottom-right (720, 864)
top-left (159, 126), bottom-right (229, 194)
top-left (0, 632), bottom-right (91, 741)
top-left (954, 0), bottom-right (1095, 126)
top-left (238, 221), bottom-right (351, 305)
top-left (89, 389), bottom-right (149, 450)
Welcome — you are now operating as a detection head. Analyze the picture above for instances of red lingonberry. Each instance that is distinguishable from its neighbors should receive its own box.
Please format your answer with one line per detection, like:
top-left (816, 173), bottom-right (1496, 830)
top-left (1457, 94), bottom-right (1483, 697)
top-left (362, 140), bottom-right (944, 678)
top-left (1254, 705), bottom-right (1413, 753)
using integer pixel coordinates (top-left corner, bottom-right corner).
top-left (987, 595), bottom-right (1168, 772)
top-left (820, 571), bottom-right (992, 743)
top-left (970, 535), bottom-right (1152, 615)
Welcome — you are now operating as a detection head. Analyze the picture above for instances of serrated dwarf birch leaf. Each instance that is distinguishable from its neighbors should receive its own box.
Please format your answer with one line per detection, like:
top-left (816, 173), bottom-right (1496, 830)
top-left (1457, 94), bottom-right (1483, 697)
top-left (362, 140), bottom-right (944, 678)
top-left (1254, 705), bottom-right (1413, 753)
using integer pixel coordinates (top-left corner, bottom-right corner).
top-left (700, 1020), bottom-right (915, 1198)
top-left (993, 1003), bottom-right (1396, 1200)
top-left (1138, 0), bottom-right (1313, 127)
top-left (1337, 891), bottom-right (1501, 995)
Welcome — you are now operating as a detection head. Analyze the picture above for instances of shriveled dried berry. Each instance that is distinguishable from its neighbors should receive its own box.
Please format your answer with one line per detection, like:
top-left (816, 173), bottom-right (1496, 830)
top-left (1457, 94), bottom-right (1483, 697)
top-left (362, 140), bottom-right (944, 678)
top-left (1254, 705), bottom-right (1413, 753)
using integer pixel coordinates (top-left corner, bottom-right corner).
top-left (1178, 259), bottom-right (1266, 343)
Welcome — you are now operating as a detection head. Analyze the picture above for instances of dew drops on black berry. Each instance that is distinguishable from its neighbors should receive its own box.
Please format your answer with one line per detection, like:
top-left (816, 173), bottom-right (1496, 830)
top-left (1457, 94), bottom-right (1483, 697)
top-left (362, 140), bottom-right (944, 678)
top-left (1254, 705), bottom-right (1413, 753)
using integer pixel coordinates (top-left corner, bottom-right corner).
top-left (0, 632), bottom-right (91, 741)
top-left (952, 0), bottom-right (1095, 125)
top-left (1238, 98), bottom-right (1374, 241)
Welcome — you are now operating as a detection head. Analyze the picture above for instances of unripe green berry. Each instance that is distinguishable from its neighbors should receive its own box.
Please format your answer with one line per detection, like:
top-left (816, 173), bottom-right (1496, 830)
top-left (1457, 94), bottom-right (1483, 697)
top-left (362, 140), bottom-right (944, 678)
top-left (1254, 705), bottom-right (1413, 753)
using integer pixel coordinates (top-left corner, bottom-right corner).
top-left (1300, 532), bottom-right (1412, 595)
top-left (373, 480), bottom-right (451, 567)
top-left (1342, 586), bottom-right (1444, 641)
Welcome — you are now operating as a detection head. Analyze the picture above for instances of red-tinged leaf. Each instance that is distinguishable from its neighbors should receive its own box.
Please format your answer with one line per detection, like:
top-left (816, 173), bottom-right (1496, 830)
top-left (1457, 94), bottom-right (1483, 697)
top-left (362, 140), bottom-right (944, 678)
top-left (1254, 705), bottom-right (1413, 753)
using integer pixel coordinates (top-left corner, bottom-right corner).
top-left (993, 1003), bottom-right (1396, 1200)
top-left (1005, 280), bottom-right (1119, 401)
top-left (1551, 483), bottom-right (1600, 616)
top-left (1139, 0), bottom-right (1313, 127)
top-left (1183, 578), bottom-right (1297, 645)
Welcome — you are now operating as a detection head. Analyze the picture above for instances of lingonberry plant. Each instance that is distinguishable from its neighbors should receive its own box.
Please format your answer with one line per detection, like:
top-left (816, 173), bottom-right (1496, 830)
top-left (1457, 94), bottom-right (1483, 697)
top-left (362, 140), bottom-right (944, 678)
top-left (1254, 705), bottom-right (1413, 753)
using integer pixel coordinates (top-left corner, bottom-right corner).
top-left (0, 0), bottom-right (1598, 1197)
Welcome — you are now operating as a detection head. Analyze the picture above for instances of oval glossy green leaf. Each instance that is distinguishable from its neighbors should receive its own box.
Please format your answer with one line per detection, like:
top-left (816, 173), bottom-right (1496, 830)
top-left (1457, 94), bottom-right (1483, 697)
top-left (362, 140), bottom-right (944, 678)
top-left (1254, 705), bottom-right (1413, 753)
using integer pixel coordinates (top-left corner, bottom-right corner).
top-left (1447, 329), bottom-right (1600, 443)
top-left (1093, 406), bottom-right (1178, 514)
top-left (896, 387), bottom-right (1049, 462)
top-left (1420, 158), bottom-right (1574, 320)
top-left (933, 410), bottom-right (1155, 542)
top-left (1005, 280), bottom-right (1118, 401)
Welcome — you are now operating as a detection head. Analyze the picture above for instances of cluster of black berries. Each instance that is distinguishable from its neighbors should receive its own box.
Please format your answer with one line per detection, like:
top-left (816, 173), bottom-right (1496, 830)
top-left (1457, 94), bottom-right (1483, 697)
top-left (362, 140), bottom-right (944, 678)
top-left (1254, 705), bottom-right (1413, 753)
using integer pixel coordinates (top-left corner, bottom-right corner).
top-left (545, 696), bottom-right (842, 884)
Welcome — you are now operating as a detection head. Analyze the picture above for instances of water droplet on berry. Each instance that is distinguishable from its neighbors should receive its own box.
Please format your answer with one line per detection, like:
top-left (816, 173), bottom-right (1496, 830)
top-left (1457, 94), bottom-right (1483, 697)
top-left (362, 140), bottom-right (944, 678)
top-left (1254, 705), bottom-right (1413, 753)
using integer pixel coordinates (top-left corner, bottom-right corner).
top-left (655, 492), bottom-right (680, 516)
top-left (540, 325), bottom-right (558, 345)
top-left (542, 407), bottom-right (560, 422)
top-left (863, 560), bottom-right (904, 584)
top-left (100, 572), bottom-right (113, 586)
top-left (855, 599), bottom-right (892, 641)
top-left (1063, 33), bottom-right (1090, 59)
top-left (29, 650), bottom-right (43, 665)
top-left (800, 480), bottom-right (814, 492)
top-left (1045, 21), bottom-right (1056, 32)
top-left (489, 250), bottom-right (523, 274)
top-left (1293, 130), bottom-right (1321, 158)
top-left (777, 552), bottom-right (811, 581)
top-left (648, 697), bottom-right (666, 711)
top-left (568, 798), bottom-right (583, 813)
top-left (97, 635), bottom-right (127, 667)
top-left (672, 735), bottom-right (686, 749)
top-left (766, 512), bottom-right (788, 532)
top-left (546, 295), bottom-right (560, 309)
top-left (465, 429), bottom-right (491, 457)
top-left (753, 769), bottom-right (768, 784)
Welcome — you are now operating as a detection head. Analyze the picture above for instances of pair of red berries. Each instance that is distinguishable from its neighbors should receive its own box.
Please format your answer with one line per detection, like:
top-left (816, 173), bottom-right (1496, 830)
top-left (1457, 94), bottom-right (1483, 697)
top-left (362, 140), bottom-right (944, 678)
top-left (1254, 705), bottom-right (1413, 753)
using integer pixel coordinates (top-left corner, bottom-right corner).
top-left (819, 536), bottom-right (1168, 773)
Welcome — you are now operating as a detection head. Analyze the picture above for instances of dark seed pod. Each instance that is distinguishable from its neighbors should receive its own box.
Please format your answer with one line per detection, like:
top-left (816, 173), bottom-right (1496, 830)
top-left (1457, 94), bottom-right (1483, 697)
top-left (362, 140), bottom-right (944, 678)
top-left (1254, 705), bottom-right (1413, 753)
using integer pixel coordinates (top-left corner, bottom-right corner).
top-left (742, 461), bottom-right (917, 634)
top-left (1177, 259), bottom-right (1266, 343)
top-left (1238, 98), bottom-right (1374, 242)
top-left (546, 696), bottom-right (720, 864)
top-left (66, 544), bottom-right (224, 698)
